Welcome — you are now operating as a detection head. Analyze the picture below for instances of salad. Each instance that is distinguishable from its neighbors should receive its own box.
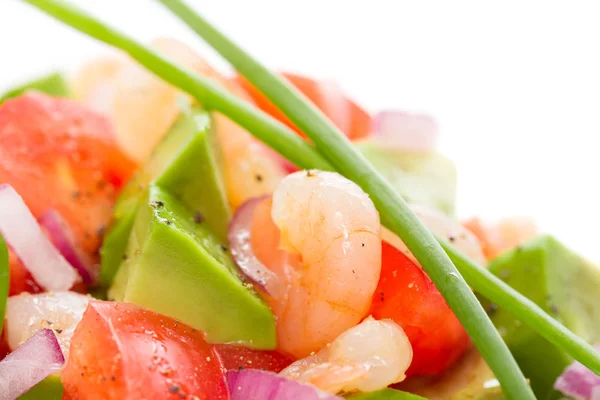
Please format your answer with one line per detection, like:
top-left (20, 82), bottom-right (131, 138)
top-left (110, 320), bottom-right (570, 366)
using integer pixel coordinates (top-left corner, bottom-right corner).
top-left (0, 1), bottom-right (599, 400)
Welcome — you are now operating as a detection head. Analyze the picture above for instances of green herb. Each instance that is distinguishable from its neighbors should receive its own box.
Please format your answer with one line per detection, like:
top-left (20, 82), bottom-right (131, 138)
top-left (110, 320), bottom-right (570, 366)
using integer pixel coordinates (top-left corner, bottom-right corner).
top-left (21, 0), bottom-right (600, 396)
top-left (0, 235), bottom-right (8, 333)
top-left (22, 0), bottom-right (329, 174)
top-left (157, 2), bottom-right (532, 398)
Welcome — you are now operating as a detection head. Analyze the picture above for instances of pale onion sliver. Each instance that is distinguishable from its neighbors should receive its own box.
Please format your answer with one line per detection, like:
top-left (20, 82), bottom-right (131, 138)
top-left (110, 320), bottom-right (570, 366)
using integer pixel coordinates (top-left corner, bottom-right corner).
top-left (0, 185), bottom-right (77, 291)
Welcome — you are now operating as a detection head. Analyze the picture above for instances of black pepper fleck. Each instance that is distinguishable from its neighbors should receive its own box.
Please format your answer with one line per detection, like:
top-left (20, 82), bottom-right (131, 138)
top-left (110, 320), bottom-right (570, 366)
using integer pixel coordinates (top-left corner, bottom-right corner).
top-left (169, 385), bottom-right (180, 393)
top-left (121, 254), bottom-right (128, 261)
top-left (150, 201), bottom-right (164, 209)
top-left (255, 174), bottom-right (263, 183)
top-left (448, 236), bottom-right (456, 243)
top-left (111, 375), bottom-right (116, 382)
top-left (194, 212), bottom-right (204, 224)
top-left (96, 225), bottom-right (106, 239)
top-left (219, 244), bottom-right (228, 252)
top-left (55, 328), bottom-right (63, 334)
top-left (485, 303), bottom-right (499, 316)
top-left (306, 170), bottom-right (315, 177)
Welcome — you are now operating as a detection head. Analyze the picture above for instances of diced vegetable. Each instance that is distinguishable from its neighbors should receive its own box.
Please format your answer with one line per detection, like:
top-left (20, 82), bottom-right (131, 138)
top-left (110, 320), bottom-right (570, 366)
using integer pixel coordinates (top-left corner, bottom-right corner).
top-left (226, 369), bottom-right (342, 400)
top-left (554, 346), bottom-right (600, 400)
top-left (0, 329), bottom-right (64, 400)
top-left (369, 241), bottom-right (470, 376)
top-left (346, 388), bottom-right (426, 399)
top-left (238, 73), bottom-right (371, 141)
top-left (39, 210), bottom-right (96, 285)
top-left (212, 344), bottom-right (294, 373)
top-left (0, 184), bottom-right (78, 291)
top-left (0, 235), bottom-right (7, 332)
top-left (0, 72), bottom-right (70, 104)
top-left (109, 185), bottom-right (276, 348)
top-left (18, 375), bottom-right (64, 400)
top-left (356, 141), bottom-right (456, 215)
top-left (100, 105), bottom-right (230, 285)
top-left (61, 301), bottom-right (229, 400)
top-left (0, 93), bottom-right (136, 262)
top-left (483, 235), bottom-right (600, 398)
top-left (371, 111), bottom-right (438, 152)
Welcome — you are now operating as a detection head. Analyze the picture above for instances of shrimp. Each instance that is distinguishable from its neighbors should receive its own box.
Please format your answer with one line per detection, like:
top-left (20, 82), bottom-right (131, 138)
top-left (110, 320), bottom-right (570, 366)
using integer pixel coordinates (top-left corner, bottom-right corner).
top-left (72, 38), bottom-right (285, 209)
top-left (280, 316), bottom-right (413, 394)
top-left (382, 204), bottom-right (487, 266)
top-left (268, 170), bottom-right (382, 358)
top-left (5, 291), bottom-right (90, 360)
top-left (463, 216), bottom-right (537, 260)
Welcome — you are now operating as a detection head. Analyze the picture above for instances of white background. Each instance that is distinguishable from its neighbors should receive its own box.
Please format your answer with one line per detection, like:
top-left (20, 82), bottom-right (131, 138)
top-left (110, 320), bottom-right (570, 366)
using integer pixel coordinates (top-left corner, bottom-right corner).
top-left (0, 1), bottom-right (598, 260)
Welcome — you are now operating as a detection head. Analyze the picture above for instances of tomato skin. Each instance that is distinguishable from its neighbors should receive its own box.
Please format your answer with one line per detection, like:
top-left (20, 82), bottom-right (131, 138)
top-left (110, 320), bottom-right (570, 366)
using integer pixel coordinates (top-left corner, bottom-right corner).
top-left (212, 344), bottom-right (294, 373)
top-left (62, 301), bottom-right (229, 400)
top-left (0, 94), bottom-right (136, 259)
top-left (237, 73), bottom-right (371, 141)
top-left (369, 242), bottom-right (470, 377)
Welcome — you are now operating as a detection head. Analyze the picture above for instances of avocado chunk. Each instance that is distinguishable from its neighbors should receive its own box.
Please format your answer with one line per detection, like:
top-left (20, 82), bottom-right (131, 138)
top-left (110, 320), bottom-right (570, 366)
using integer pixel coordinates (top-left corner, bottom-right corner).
top-left (356, 141), bottom-right (456, 215)
top-left (346, 388), bottom-right (426, 399)
top-left (100, 106), bottom-right (230, 285)
top-left (0, 72), bottom-right (70, 104)
top-left (109, 185), bottom-right (276, 349)
top-left (483, 235), bottom-right (600, 399)
top-left (18, 375), bottom-right (63, 400)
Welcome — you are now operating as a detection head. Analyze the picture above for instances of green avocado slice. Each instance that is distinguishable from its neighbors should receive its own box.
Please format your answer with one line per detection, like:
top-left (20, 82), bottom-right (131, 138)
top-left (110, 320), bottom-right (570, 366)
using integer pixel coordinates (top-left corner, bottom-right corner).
top-left (100, 105), bottom-right (230, 286)
top-left (0, 72), bottom-right (70, 104)
top-left (346, 388), bottom-right (426, 399)
top-left (109, 185), bottom-right (276, 349)
top-left (18, 375), bottom-right (63, 400)
top-left (483, 235), bottom-right (600, 399)
top-left (356, 141), bottom-right (456, 215)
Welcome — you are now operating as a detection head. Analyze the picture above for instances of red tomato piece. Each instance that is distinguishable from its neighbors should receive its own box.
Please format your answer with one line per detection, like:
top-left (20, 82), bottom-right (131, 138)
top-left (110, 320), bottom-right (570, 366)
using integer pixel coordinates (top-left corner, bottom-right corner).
top-left (237, 73), bottom-right (371, 141)
top-left (62, 301), bottom-right (229, 400)
top-left (0, 93), bottom-right (136, 260)
top-left (212, 344), bottom-right (294, 373)
top-left (369, 242), bottom-right (470, 377)
top-left (8, 251), bottom-right (42, 296)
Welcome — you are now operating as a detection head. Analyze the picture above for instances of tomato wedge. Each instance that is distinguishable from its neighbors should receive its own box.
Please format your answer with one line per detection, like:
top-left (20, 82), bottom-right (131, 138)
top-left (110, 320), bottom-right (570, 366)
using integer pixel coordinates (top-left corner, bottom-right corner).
top-left (237, 73), bottom-right (371, 140)
top-left (212, 344), bottom-right (294, 373)
top-left (0, 93), bottom-right (136, 259)
top-left (369, 241), bottom-right (470, 376)
top-left (62, 301), bottom-right (229, 400)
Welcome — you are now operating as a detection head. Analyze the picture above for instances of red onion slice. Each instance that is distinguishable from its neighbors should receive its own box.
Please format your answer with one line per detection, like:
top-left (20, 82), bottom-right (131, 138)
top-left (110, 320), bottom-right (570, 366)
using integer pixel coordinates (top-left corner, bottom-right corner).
top-left (38, 210), bottom-right (96, 285)
top-left (0, 329), bottom-right (65, 400)
top-left (228, 196), bottom-right (283, 297)
top-left (0, 184), bottom-right (77, 291)
top-left (554, 345), bottom-right (600, 400)
top-left (371, 111), bottom-right (438, 152)
top-left (226, 369), bottom-right (343, 400)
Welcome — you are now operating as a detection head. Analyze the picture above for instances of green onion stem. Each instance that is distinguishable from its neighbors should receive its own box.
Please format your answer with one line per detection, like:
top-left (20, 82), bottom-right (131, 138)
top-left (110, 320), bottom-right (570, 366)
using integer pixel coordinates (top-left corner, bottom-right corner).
top-left (157, 1), bottom-right (532, 398)
top-left (22, 0), bottom-right (330, 173)
top-left (0, 235), bottom-right (9, 333)
top-left (22, 0), bottom-right (600, 394)
top-left (441, 236), bottom-right (600, 375)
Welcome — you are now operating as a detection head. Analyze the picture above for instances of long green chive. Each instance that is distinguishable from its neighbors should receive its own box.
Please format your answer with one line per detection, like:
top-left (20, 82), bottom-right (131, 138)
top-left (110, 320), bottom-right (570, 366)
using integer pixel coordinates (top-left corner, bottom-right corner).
top-left (0, 235), bottom-right (9, 333)
top-left (440, 237), bottom-right (600, 375)
top-left (156, 2), bottom-right (532, 398)
top-left (22, 0), bottom-right (600, 395)
top-left (23, 0), bottom-right (330, 174)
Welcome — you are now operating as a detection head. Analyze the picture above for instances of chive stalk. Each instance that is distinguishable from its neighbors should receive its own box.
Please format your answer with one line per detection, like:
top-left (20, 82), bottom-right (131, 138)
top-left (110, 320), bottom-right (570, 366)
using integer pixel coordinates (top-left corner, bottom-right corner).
top-left (156, 2), bottom-right (533, 398)
top-left (22, 0), bottom-right (600, 394)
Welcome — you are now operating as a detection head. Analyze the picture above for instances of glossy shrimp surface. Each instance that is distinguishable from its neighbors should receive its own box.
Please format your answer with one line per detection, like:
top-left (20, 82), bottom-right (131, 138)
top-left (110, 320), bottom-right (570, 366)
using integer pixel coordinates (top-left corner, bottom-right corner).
top-left (269, 170), bottom-right (382, 358)
top-left (382, 204), bottom-right (486, 266)
top-left (280, 316), bottom-right (413, 394)
top-left (73, 38), bottom-right (284, 209)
